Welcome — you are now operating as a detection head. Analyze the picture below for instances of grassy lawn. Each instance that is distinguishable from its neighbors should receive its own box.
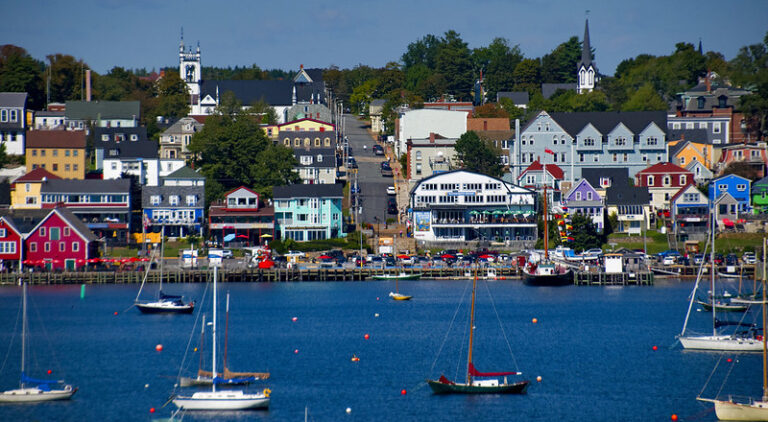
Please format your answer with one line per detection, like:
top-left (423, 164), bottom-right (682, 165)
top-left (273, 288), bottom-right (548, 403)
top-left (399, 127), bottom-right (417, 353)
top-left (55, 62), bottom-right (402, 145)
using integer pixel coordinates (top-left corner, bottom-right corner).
top-left (607, 231), bottom-right (765, 255)
top-left (107, 240), bottom-right (201, 258)
top-left (606, 231), bottom-right (669, 254)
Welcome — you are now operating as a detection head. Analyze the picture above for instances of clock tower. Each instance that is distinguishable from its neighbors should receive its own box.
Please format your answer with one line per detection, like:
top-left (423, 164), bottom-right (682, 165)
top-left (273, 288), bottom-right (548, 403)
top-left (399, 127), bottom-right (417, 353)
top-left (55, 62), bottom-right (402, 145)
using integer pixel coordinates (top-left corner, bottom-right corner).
top-left (179, 31), bottom-right (201, 104)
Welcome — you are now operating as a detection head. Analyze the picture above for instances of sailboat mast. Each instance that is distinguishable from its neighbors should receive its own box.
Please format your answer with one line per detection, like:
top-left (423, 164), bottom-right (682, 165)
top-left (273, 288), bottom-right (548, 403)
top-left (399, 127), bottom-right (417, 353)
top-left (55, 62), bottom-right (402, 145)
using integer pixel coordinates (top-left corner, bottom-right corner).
top-left (212, 266), bottom-right (218, 393)
top-left (159, 224), bottom-right (165, 294)
top-left (198, 314), bottom-right (205, 375)
top-left (762, 237), bottom-right (767, 401)
top-left (543, 184), bottom-right (549, 260)
top-left (711, 209), bottom-right (716, 336)
top-left (20, 281), bottom-right (26, 388)
top-left (224, 291), bottom-right (229, 372)
top-left (467, 266), bottom-right (478, 385)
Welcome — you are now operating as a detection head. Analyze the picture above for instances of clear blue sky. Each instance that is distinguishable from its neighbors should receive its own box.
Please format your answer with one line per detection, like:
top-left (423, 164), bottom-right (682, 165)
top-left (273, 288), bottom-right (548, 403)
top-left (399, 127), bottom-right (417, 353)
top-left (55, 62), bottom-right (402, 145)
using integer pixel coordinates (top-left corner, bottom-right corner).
top-left (3, 0), bottom-right (766, 76)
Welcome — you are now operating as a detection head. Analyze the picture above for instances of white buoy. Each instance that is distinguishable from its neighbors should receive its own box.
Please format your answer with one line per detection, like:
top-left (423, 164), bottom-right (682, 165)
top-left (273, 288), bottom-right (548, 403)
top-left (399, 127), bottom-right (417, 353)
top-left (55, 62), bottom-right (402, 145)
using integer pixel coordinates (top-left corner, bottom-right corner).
top-left (375, 313), bottom-right (380, 317)
top-left (144, 383), bottom-right (149, 388)
top-left (346, 407), bottom-right (352, 414)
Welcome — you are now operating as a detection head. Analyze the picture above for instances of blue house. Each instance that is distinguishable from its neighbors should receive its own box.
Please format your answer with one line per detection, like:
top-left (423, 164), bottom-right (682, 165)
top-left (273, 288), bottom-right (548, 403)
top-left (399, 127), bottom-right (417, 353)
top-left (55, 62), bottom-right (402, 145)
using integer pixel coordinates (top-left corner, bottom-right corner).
top-left (709, 174), bottom-right (751, 213)
top-left (273, 184), bottom-right (344, 241)
top-left (142, 166), bottom-right (205, 238)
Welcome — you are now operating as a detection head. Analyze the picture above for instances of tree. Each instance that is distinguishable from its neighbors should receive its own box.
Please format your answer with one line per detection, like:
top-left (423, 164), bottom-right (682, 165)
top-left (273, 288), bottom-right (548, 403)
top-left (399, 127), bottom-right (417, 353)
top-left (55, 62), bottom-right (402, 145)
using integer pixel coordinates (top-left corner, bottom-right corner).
top-left (454, 131), bottom-right (503, 178)
top-left (435, 30), bottom-right (474, 100)
top-left (622, 83), bottom-right (668, 111)
top-left (512, 59), bottom-right (541, 93)
top-left (349, 79), bottom-right (380, 115)
top-left (250, 99), bottom-right (278, 125)
top-left (541, 36), bottom-right (583, 83)
top-left (187, 101), bottom-right (299, 201)
top-left (473, 103), bottom-right (508, 118)
top-left (548, 89), bottom-right (610, 112)
top-left (401, 34), bottom-right (442, 70)
top-left (722, 161), bottom-right (761, 181)
top-left (497, 97), bottom-right (525, 121)
top-left (46, 53), bottom-right (88, 102)
top-left (0, 45), bottom-right (44, 109)
top-left (472, 38), bottom-right (523, 100)
top-left (565, 213), bottom-right (605, 252)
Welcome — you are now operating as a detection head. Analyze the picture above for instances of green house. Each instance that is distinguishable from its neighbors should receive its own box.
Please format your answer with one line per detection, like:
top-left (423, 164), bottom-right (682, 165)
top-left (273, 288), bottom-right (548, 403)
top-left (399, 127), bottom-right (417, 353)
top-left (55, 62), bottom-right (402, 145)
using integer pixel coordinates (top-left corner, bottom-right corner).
top-left (751, 175), bottom-right (768, 214)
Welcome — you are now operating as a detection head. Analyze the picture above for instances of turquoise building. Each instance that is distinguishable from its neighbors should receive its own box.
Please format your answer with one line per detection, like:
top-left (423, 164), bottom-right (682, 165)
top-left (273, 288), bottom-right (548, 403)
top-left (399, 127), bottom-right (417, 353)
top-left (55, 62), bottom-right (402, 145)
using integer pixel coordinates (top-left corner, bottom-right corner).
top-left (273, 184), bottom-right (344, 241)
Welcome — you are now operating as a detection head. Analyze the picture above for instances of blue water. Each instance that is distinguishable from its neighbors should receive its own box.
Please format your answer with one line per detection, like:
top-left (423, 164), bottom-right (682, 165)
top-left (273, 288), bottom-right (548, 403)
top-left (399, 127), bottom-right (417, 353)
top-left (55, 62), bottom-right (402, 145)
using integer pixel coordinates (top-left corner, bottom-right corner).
top-left (0, 279), bottom-right (761, 421)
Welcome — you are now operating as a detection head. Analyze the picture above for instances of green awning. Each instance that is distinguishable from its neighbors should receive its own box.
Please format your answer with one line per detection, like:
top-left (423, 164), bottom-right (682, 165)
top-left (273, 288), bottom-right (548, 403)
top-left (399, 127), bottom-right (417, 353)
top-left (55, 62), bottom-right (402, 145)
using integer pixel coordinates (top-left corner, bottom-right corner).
top-left (483, 210), bottom-right (492, 215)
top-left (469, 210), bottom-right (480, 215)
top-left (492, 210), bottom-right (503, 215)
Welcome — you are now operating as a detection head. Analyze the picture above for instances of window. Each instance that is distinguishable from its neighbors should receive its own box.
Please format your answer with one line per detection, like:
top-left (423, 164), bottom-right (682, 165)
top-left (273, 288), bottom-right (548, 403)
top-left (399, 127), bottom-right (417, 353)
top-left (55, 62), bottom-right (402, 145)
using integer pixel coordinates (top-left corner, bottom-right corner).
top-left (40, 150), bottom-right (45, 156)
top-left (44, 242), bottom-right (50, 252)
top-left (561, 152), bottom-right (566, 162)
top-left (53, 149), bottom-right (58, 157)
top-left (283, 138), bottom-right (290, 146)
top-left (680, 156), bottom-right (686, 165)
top-left (52, 164), bottom-right (58, 171)
top-left (614, 137), bottom-right (627, 146)
top-left (415, 151), bottom-right (422, 161)
top-left (64, 227), bottom-right (70, 237)
top-left (553, 136), bottom-right (558, 145)
top-left (673, 122), bottom-right (681, 129)
top-left (584, 137), bottom-right (595, 146)
top-left (59, 242), bottom-right (66, 252)
top-left (73, 150), bottom-right (78, 156)
top-left (130, 134), bottom-right (138, 141)
top-left (0, 110), bottom-right (6, 122)
top-left (647, 137), bottom-right (658, 146)
top-left (39, 227), bottom-right (46, 237)
top-left (680, 175), bottom-right (687, 185)
top-left (699, 122), bottom-right (708, 129)
top-left (72, 242), bottom-right (79, 252)
top-left (587, 191), bottom-right (593, 200)
top-left (30, 242), bottom-right (37, 252)
top-left (575, 192), bottom-right (582, 200)
top-left (713, 122), bottom-right (721, 134)
top-left (31, 150), bottom-right (37, 156)
top-left (663, 176), bottom-right (671, 186)
top-left (737, 184), bottom-right (747, 191)
top-left (73, 164), bottom-right (78, 171)
top-left (718, 184), bottom-right (727, 192)
top-left (686, 122), bottom-right (695, 129)
top-left (579, 153), bottom-right (584, 162)
top-left (65, 164), bottom-right (70, 171)
top-left (415, 163), bottom-right (422, 175)
top-left (169, 195), bottom-right (179, 205)
top-left (647, 176), bottom-right (655, 186)
top-left (50, 227), bottom-right (60, 240)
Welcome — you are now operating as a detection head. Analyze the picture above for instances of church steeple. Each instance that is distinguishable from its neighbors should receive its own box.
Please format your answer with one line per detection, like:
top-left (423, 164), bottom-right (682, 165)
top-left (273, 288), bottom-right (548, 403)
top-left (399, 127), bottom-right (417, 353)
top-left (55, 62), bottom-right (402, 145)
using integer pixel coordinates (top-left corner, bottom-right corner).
top-left (577, 17), bottom-right (598, 94)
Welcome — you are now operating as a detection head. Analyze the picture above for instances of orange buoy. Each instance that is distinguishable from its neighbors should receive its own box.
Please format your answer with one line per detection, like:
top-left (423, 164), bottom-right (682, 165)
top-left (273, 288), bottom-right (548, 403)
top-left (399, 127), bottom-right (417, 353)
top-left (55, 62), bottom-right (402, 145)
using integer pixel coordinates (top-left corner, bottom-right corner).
top-left (113, 311), bottom-right (118, 316)
top-left (671, 414), bottom-right (678, 421)
top-left (351, 355), bottom-right (360, 362)
top-left (364, 334), bottom-right (370, 340)
top-left (150, 408), bottom-right (156, 413)
top-left (532, 318), bottom-right (538, 324)
top-left (401, 389), bottom-right (407, 395)
top-left (652, 345), bottom-right (658, 351)
top-left (155, 344), bottom-right (163, 352)
top-left (536, 376), bottom-right (542, 382)
top-left (294, 349), bottom-right (299, 354)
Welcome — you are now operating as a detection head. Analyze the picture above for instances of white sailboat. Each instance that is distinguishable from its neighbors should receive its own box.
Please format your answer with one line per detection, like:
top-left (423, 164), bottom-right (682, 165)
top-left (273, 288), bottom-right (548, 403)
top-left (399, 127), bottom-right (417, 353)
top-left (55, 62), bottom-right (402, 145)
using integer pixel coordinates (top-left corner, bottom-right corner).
top-left (172, 266), bottom-right (270, 411)
top-left (135, 229), bottom-right (194, 314)
top-left (679, 212), bottom-right (761, 352)
top-left (0, 281), bottom-right (77, 403)
top-left (697, 237), bottom-right (768, 420)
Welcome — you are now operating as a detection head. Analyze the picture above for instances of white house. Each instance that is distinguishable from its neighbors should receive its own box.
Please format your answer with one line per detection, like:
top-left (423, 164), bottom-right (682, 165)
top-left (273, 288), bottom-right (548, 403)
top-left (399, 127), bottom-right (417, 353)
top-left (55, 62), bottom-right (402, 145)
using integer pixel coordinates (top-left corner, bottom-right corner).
top-left (396, 109), bottom-right (468, 157)
top-left (103, 158), bottom-right (186, 186)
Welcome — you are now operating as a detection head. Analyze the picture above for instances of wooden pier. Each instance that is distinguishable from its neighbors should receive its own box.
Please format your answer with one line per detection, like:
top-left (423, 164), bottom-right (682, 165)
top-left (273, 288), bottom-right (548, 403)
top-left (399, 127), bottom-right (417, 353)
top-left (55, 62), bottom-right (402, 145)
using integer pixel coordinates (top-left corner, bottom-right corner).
top-left (574, 271), bottom-right (654, 286)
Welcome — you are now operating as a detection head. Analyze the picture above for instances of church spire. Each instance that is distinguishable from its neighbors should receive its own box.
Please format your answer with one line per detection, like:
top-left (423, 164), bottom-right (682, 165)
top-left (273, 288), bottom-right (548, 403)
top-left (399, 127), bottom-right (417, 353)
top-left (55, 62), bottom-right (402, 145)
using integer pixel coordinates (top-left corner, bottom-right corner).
top-left (577, 16), bottom-right (598, 94)
top-left (581, 18), bottom-right (592, 67)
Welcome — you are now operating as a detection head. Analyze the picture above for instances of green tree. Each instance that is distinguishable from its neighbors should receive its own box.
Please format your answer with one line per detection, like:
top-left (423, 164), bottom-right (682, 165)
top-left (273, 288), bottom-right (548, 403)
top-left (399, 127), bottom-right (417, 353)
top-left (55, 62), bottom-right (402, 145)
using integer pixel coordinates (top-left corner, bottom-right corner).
top-left (513, 59), bottom-right (541, 93)
top-left (47, 53), bottom-right (88, 102)
top-left (153, 70), bottom-right (190, 120)
top-left (188, 97), bottom-right (299, 201)
top-left (454, 131), bottom-right (503, 178)
top-left (349, 79), bottom-right (380, 115)
top-left (472, 38), bottom-right (523, 100)
top-left (622, 83), bottom-right (668, 111)
top-left (0, 45), bottom-right (45, 109)
top-left (567, 213), bottom-right (605, 252)
top-left (401, 34), bottom-right (442, 70)
top-left (435, 30), bottom-right (473, 100)
top-left (250, 99), bottom-right (278, 125)
top-left (541, 36), bottom-right (583, 83)
top-left (497, 97), bottom-right (525, 121)
top-left (93, 66), bottom-right (139, 101)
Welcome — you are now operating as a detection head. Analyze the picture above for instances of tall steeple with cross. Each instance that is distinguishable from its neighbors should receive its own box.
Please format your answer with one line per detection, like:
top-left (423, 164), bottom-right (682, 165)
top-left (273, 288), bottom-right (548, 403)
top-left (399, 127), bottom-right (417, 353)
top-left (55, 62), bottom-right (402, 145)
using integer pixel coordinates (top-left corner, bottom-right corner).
top-left (577, 13), bottom-right (598, 94)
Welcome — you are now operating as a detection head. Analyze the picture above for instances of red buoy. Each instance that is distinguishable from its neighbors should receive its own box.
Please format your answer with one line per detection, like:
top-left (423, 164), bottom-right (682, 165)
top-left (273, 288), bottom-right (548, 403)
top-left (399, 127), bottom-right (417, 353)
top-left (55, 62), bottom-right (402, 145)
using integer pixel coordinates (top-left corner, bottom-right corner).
top-left (671, 414), bottom-right (678, 421)
top-left (401, 389), bottom-right (407, 395)
top-left (652, 345), bottom-right (658, 351)
top-left (150, 408), bottom-right (156, 413)
top-left (47, 369), bottom-right (52, 375)
top-left (727, 358), bottom-right (732, 363)
top-left (364, 334), bottom-right (370, 340)
top-left (292, 317), bottom-right (298, 322)
top-left (155, 344), bottom-right (163, 352)
top-left (113, 311), bottom-right (118, 316)
top-left (294, 349), bottom-right (299, 354)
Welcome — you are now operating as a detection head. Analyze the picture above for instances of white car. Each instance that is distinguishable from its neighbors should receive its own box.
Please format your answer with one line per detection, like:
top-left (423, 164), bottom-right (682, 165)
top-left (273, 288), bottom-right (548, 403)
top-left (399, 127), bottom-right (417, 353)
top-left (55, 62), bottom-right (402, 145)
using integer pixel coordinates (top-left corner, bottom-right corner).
top-left (662, 256), bottom-right (677, 266)
top-left (387, 186), bottom-right (396, 196)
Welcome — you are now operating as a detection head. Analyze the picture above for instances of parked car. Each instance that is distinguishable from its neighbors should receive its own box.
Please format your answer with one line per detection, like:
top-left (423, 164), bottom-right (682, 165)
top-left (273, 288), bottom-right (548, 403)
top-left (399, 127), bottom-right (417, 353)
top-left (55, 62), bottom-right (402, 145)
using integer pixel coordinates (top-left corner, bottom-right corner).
top-left (725, 253), bottom-right (738, 266)
top-left (380, 161), bottom-right (392, 170)
top-left (350, 182), bottom-right (361, 194)
top-left (386, 186), bottom-right (396, 196)
top-left (221, 249), bottom-right (234, 259)
top-left (346, 157), bottom-right (358, 169)
top-left (373, 145), bottom-right (384, 156)
top-left (693, 254), bottom-right (705, 265)
top-left (662, 256), bottom-right (677, 266)
top-left (387, 197), bottom-right (398, 214)
top-left (743, 252), bottom-right (757, 265)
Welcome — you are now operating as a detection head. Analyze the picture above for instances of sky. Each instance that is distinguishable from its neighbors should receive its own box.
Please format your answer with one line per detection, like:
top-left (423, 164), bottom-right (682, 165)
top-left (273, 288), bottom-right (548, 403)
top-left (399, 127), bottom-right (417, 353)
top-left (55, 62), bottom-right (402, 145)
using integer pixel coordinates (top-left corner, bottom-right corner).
top-left (2, 0), bottom-right (767, 77)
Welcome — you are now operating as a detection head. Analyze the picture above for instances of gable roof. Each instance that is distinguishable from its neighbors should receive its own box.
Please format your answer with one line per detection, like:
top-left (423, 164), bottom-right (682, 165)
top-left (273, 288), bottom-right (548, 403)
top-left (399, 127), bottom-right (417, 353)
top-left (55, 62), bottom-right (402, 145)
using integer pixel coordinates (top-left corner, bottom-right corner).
top-left (712, 173), bottom-right (751, 184)
top-left (670, 184), bottom-right (705, 204)
top-left (0, 92), bottom-right (27, 108)
top-left (668, 128), bottom-right (709, 143)
top-left (26, 130), bottom-right (86, 149)
top-left (0, 209), bottom-right (50, 234)
top-left (496, 91), bottom-right (529, 105)
top-left (200, 79), bottom-right (325, 107)
top-left (564, 178), bottom-right (598, 199)
top-left (165, 166), bottom-right (204, 180)
top-left (273, 183), bottom-right (343, 199)
top-left (41, 179), bottom-right (131, 194)
top-left (752, 175), bottom-right (768, 193)
top-left (636, 162), bottom-right (691, 175)
top-left (161, 116), bottom-right (204, 135)
top-left (519, 160), bottom-right (564, 180)
top-left (65, 100), bottom-right (140, 120)
top-left (93, 127), bottom-right (158, 159)
top-left (278, 117), bottom-right (335, 129)
top-left (581, 167), bottom-right (629, 189)
top-left (13, 168), bottom-right (61, 183)
top-left (714, 191), bottom-right (738, 205)
top-left (29, 208), bottom-right (98, 242)
top-left (605, 185), bottom-right (650, 206)
top-left (224, 186), bottom-right (260, 198)
top-left (549, 111), bottom-right (667, 137)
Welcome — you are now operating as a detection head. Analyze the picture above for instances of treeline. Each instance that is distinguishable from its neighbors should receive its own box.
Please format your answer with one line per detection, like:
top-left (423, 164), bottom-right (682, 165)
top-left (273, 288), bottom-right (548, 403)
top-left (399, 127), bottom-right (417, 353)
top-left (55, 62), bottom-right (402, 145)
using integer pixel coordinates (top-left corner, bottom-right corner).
top-left (323, 30), bottom-right (768, 139)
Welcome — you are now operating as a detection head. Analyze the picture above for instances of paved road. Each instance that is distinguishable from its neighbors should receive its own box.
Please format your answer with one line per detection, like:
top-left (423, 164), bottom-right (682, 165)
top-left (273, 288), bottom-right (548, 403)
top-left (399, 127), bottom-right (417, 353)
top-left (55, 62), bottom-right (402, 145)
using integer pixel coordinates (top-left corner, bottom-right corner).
top-left (342, 114), bottom-right (395, 227)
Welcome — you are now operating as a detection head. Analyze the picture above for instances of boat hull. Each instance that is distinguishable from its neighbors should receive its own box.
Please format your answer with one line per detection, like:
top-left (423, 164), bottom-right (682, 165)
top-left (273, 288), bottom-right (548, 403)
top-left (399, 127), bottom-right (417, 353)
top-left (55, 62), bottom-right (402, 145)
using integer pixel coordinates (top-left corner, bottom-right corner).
top-left (680, 335), bottom-right (763, 351)
top-left (178, 376), bottom-right (253, 387)
top-left (389, 292), bottom-right (412, 301)
top-left (136, 302), bottom-right (194, 314)
top-left (697, 301), bottom-right (749, 312)
top-left (173, 391), bottom-right (269, 410)
top-left (523, 270), bottom-right (573, 286)
top-left (0, 386), bottom-right (77, 402)
top-left (372, 274), bottom-right (421, 281)
top-left (703, 398), bottom-right (768, 421)
top-left (427, 379), bottom-right (529, 395)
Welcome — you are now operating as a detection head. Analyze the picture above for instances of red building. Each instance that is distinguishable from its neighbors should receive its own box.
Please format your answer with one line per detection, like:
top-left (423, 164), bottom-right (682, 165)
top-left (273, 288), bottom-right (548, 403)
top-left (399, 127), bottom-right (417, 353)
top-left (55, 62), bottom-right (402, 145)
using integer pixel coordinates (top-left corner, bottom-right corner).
top-left (24, 208), bottom-right (98, 271)
top-left (635, 162), bottom-right (694, 211)
top-left (0, 216), bottom-right (23, 271)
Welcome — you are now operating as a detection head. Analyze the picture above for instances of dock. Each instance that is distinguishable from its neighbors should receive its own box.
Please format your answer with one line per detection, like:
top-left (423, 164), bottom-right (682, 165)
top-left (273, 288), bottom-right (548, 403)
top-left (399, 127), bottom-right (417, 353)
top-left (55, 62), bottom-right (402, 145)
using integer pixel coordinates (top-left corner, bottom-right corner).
top-left (574, 271), bottom-right (654, 286)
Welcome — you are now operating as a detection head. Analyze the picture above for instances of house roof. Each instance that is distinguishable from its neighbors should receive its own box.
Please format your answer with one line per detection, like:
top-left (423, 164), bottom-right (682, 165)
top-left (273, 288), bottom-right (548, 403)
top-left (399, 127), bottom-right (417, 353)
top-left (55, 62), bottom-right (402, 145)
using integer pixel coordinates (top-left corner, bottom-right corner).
top-left (40, 208), bottom-right (98, 242)
top-left (161, 116), bottom-right (204, 135)
top-left (605, 185), bottom-right (650, 206)
top-left (293, 148), bottom-right (336, 168)
top-left (26, 130), bottom-right (86, 149)
top-left (752, 175), bottom-right (768, 193)
top-left (370, 99), bottom-right (387, 107)
top-left (549, 111), bottom-right (667, 137)
top-left (200, 80), bottom-right (325, 107)
top-left (712, 173), bottom-right (751, 184)
top-left (714, 191), bottom-right (738, 205)
top-left (273, 183), bottom-right (343, 199)
top-left (13, 168), bottom-right (61, 183)
top-left (409, 169), bottom-right (534, 198)
top-left (670, 184), bottom-right (704, 204)
top-left (668, 128), bottom-right (709, 143)
top-left (224, 186), bottom-right (260, 198)
top-left (0, 92), bottom-right (28, 108)
top-left (0, 209), bottom-right (50, 234)
top-left (142, 185), bottom-right (205, 209)
top-left (65, 100), bottom-right (140, 120)
top-left (636, 162), bottom-right (691, 175)
top-left (41, 179), bottom-right (131, 194)
top-left (541, 83), bottom-right (576, 99)
top-left (496, 91), bottom-right (530, 105)
top-left (165, 166), bottom-right (204, 180)
top-left (93, 127), bottom-right (158, 159)
top-left (581, 167), bottom-right (629, 189)
top-left (563, 178), bottom-right (597, 200)
top-left (519, 160), bottom-right (564, 180)
top-left (278, 117), bottom-right (335, 129)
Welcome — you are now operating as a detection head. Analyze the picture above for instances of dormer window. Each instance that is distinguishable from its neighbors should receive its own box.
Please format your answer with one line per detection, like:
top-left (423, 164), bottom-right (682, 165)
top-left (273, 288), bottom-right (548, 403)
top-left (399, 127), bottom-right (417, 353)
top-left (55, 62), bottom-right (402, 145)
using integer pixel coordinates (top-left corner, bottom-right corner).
top-left (718, 95), bottom-right (728, 108)
top-left (697, 96), bottom-right (706, 109)
top-left (130, 134), bottom-right (138, 141)
top-left (101, 134), bottom-right (109, 141)
top-left (317, 154), bottom-right (323, 162)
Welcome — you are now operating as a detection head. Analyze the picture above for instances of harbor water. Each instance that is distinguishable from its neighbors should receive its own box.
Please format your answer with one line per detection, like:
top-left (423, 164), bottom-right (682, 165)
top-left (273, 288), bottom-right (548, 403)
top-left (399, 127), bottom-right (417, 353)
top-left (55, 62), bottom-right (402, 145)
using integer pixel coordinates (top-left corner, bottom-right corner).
top-left (0, 278), bottom-right (762, 421)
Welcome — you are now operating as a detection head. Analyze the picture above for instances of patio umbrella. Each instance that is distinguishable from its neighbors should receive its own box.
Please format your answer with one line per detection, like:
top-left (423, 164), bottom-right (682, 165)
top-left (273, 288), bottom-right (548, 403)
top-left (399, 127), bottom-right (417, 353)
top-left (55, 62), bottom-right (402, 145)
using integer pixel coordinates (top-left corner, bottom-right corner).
top-left (503, 210), bottom-right (513, 215)
top-left (317, 255), bottom-right (332, 260)
top-left (441, 254), bottom-right (455, 259)
top-left (478, 254), bottom-right (493, 259)
top-left (237, 234), bottom-right (248, 239)
top-left (482, 210), bottom-right (491, 215)
top-left (258, 260), bottom-right (275, 269)
top-left (397, 254), bottom-right (410, 259)
top-left (223, 234), bottom-right (236, 242)
top-left (469, 210), bottom-right (480, 215)
top-left (260, 234), bottom-right (273, 238)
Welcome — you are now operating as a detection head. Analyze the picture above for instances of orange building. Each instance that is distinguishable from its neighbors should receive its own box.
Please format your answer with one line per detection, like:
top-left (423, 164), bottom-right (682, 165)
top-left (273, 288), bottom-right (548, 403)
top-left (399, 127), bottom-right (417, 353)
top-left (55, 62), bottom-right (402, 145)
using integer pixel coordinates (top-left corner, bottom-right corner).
top-left (25, 130), bottom-right (87, 179)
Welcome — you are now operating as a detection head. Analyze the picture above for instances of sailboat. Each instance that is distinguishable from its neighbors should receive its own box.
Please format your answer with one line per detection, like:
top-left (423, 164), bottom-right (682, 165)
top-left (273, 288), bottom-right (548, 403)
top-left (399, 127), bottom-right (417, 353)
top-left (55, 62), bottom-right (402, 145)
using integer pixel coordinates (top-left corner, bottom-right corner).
top-left (523, 184), bottom-right (572, 286)
top-left (135, 226), bottom-right (194, 314)
top-left (0, 281), bottom-right (77, 402)
top-left (387, 275), bottom-right (413, 301)
top-left (679, 211), bottom-right (762, 352)
top-left (179, 292), bottom-right (269, 387)
top-left (427, 267), bottom-right (530, 394)
top-left (696, 237), bottom-right (768, 420)
top-left (172, 266), bottom-right (270, 410)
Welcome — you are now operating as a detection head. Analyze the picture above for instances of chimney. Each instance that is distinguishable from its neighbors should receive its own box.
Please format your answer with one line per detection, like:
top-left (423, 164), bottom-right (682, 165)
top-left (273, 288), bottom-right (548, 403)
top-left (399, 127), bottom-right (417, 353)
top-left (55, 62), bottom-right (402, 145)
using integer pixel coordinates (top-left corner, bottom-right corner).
top-left (429, 132), bottom-right (435, 144)
top-left (85, 69), bottom-right (91, 102)
top-left (705, 71), bottom-right (711, 93)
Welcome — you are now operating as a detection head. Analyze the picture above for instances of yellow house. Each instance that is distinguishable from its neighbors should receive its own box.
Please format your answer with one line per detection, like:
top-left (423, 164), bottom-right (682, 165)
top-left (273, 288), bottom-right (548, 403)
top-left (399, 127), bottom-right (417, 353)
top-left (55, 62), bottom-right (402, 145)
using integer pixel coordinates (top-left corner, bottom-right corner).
top-left (25, 130), bottom-right (87, 179)
top-left (668, 140), bottom-right (719, 171)
top-left (10, 168), bottom-right (61, 209)
top-left (278, 117), bottom-right (335, 133)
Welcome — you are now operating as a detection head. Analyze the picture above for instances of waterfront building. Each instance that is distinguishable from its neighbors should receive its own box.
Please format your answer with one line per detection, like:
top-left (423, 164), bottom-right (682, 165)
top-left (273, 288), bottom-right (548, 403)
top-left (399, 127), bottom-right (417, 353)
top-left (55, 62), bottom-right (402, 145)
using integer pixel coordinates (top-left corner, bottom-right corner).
top-left (208, 186), bottom-right (274, 246)
top-left (0, 215), bottom-right (24, 271)
top-left (24, 208), bottom-right (98, 271)
top-left (715, 142), bottom-right (768, 178)
top-left (273, 184), bottom-right (343, 241)
top-left (10, 168), bottom-right (60, 209)
top-left (142, 166), bottom-right (205, 238)
top-left (395, 109), bottom-right (468, 157)
top-left (670, 184), bottom-right (709, 240)
top-left (159, 116), bottom-right (203, 160)
top-left (64, 100), bottom-right (140, 130)
top-left (405, 133), bottom-right (458, 181)
top-left (512, 111), bottom-right (667, 182)
top-left (751, 175), bottom-right (768, 214)
top-left (581, 167), bottom-right (630, 201)
top-left (709, 174), bottom-right (751, 213)
top-left (714, 192), bottom-right (740, 230)
top-left (0, 92), bottom-right (28, 155)
top-left (635, 162), bottom-right (693, 211)
top-left (408, 169), bottom-right (536, 248)
top-left (604, 184), bottom-right (652, 234)
top-left (560, 179), bottom-right (605, 231)
top-left (25, 130), bottom-right (86, 179)
top-left (41, 179), bottom-right (131, 245)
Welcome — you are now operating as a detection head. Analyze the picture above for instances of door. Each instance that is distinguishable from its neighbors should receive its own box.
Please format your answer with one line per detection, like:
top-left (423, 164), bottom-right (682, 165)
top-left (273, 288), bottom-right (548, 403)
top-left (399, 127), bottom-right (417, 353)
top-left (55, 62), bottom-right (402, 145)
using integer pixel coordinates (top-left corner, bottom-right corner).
top-left (65, 259), bottom-right (76, 271)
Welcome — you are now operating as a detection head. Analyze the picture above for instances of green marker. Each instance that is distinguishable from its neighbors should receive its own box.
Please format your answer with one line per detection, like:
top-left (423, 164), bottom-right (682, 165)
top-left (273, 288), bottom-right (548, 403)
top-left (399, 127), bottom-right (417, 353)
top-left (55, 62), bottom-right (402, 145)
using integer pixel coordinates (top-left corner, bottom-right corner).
top-left (80, 284), bottom-right (85, 299)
